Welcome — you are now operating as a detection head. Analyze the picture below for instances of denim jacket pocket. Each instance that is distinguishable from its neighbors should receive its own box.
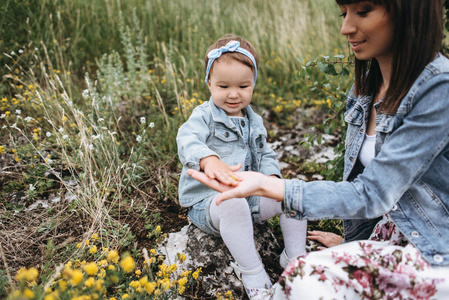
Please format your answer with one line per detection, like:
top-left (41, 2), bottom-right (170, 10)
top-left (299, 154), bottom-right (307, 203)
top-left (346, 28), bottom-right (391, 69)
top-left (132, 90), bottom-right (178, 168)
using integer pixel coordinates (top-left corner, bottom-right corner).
top-left (211, 126), bottom-right (238, 156)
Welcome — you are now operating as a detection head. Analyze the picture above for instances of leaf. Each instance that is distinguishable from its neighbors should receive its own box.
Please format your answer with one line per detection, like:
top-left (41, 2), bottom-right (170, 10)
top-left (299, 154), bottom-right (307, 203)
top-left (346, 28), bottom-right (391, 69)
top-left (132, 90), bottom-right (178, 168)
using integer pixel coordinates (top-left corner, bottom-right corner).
top-left (317, 62), bottom-right (329, 73)
top-left (340, 66), bottom-right (350, 76)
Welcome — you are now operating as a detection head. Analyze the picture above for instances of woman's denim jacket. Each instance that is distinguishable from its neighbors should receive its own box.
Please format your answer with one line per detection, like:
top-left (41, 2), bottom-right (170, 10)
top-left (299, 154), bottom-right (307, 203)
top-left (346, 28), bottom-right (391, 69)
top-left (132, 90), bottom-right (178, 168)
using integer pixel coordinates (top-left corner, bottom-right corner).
top-left (283, 54), bottom-right (449, 266)
top-left (177, 100), bottom-right (281, 208)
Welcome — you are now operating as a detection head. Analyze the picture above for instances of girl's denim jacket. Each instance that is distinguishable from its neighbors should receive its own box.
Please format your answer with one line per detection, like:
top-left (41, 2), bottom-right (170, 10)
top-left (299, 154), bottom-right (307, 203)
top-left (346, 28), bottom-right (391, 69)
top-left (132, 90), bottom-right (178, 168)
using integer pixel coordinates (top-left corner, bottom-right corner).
top-left (177, 100), bottom-right (281, 208)
top-left (283, 54), bottom-right (449, 267)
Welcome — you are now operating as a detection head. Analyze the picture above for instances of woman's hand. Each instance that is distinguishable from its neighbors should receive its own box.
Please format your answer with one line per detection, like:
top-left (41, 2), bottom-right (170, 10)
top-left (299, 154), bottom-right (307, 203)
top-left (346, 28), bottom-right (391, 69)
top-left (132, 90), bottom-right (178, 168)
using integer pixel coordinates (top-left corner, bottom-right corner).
top-left (307, 230), bottom-right (343, 250)
top-left (187, 169), bottom-right (284, 205)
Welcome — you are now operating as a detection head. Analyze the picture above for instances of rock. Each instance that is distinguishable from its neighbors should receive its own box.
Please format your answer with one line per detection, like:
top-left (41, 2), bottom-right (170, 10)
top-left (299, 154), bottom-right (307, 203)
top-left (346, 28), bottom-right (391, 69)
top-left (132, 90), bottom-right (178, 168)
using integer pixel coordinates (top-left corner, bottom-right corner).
top-left (159, 222), bottom-right (284, 299)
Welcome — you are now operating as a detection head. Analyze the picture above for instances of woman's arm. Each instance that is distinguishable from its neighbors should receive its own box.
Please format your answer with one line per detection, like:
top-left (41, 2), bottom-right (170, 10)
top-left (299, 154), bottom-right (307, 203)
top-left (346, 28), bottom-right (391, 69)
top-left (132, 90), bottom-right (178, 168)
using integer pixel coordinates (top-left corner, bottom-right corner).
top-left (187, 170), bottom-right (284, 204)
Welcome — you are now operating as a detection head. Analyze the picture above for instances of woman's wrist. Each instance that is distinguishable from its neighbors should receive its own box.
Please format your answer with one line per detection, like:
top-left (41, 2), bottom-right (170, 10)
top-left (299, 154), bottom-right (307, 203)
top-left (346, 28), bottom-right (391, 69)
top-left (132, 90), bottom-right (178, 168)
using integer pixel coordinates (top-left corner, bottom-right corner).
top-left (259, 175), bottom-right (284, 201)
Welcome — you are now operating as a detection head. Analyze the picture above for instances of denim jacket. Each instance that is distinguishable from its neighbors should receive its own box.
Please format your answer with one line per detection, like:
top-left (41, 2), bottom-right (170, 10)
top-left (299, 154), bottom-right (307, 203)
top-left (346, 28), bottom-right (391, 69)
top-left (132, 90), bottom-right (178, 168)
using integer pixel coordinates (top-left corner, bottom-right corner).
top-left (283, 54), bottom-right (449, 266)
top-left (177, 100), bottom-right (281, 207)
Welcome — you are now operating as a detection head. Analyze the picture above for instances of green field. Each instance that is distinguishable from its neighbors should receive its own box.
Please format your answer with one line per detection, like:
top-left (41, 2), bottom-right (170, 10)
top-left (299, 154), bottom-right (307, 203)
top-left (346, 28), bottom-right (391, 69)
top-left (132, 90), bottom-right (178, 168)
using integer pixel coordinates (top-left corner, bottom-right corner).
top-left (1, 0), bottom-right (444, 299)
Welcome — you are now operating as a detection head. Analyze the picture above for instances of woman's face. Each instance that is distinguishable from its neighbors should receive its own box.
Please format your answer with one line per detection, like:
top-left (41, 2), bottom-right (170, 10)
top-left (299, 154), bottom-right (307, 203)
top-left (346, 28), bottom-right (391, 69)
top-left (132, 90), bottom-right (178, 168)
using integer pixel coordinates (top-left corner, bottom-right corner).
top-left (339, 2), bottom-right (394, 65)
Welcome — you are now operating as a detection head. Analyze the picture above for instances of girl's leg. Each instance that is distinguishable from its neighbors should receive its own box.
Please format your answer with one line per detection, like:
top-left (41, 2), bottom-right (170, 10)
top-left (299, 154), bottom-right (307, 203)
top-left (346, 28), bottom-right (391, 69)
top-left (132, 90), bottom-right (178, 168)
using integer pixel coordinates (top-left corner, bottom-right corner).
top-left (259, 197), bottom-right (307, 260)
top-left (209, 196), bottom-right (272, 288)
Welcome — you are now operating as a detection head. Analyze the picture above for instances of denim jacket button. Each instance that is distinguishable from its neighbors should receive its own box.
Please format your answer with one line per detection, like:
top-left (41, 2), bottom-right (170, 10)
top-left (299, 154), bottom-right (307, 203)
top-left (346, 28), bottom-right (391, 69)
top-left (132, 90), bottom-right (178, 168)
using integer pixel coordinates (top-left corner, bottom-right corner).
top-left (259, 142), bottom-right (263, 148)
top-left (392, 204), bottom-right (398, 211)
top-left (411, 231), bottom-right (420, 238)
top-left (225, 132), bottom-right (230, 138)
top-left (288, 210), bottom-right (297, 217)
top-left (433, 255), bottom-right (444, 263)
top-left (241, 120), bottom-right (245, 127)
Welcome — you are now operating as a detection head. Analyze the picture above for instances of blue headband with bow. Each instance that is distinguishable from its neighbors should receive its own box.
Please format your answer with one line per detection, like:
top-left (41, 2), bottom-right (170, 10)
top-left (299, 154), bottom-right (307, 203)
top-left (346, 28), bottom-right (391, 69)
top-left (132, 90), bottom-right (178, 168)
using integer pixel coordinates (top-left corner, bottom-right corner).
top-left (204, 40), bottom-right (257, 86)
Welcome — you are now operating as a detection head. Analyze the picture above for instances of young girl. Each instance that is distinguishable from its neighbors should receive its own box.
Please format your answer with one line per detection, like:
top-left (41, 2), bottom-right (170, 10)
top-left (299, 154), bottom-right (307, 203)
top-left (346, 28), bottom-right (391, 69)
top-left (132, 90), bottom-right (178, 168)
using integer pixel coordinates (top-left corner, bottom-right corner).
top-left (188, 1), bottom-right (449, 299)
top-left (177, 34), bottom-right (307, 299)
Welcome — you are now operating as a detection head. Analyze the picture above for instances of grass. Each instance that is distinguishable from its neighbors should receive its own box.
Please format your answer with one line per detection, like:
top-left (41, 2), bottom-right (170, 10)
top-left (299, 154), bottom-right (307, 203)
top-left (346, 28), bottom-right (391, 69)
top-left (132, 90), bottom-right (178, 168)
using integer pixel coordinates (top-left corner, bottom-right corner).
top-left (5, 0), bottom-right (446, 299)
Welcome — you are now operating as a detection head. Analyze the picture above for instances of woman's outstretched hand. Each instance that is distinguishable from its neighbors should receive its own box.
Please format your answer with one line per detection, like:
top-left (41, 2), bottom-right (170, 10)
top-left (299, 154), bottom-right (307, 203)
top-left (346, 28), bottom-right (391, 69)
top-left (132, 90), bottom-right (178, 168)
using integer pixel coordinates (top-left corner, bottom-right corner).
top-left (186, 169), bottom-right (284, 205)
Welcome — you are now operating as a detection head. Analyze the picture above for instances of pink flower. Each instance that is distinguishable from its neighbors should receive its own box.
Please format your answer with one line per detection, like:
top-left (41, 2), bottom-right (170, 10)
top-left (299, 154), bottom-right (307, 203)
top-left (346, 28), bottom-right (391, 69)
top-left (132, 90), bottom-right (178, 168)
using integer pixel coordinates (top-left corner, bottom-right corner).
top-left (409, 280), bottom-right (438, 300)
top-left (352, 269), bottom-right (373, 290)
top-left (376, 267), bottom-right (411, 297)
top-left (395, 263), bottom-right (416, 279)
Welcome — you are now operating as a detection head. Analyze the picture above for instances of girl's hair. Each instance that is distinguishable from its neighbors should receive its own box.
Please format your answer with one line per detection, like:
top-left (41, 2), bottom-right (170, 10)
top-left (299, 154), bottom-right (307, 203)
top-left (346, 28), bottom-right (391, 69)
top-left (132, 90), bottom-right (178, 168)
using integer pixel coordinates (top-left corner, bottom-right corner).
top-left (204, 34), bottom-right (258, 82)
top-left (336, 0), bottom-right (444, 114)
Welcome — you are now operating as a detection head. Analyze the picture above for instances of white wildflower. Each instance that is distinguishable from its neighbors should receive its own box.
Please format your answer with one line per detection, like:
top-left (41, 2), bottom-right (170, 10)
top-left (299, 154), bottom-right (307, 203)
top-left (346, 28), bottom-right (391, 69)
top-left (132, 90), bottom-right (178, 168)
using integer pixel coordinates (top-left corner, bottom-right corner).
top-left (140, 117), bottom-right (146, 124)
top-left (25, 116), bottom-right (32, 122)
top-left (46, 132), bottom-right (51, 137)
top-left (10, 51), bottom-right (15, 55)
top-left (35, 47), bottom-right (38, 51)
top-left (88, 144), bottom-right (94, 150)
top-left (82, 89), bottom-right (89, 99)
top-left (58, 127), bottom-right (64, 133)
top-left (15, 109), bottom-right (21, 114)
top-left (18, 49), bottom-right (23, 54)
top-left (29, 184), bottom-right (35, 191)
top-left (149, 122), bottom-right (155, 128)
top-left (136, 135), bottom-right (142, 142)
top-left (11, 123), bottom-right (17, 129)
top-left (62, 134), bottom-right (69, 140)
top-left (98, 118), bottom-right (104, 123)
top-left (0, 114), bottom-right (6, 119)
top-left (2, 125), bottom-right (7, 129)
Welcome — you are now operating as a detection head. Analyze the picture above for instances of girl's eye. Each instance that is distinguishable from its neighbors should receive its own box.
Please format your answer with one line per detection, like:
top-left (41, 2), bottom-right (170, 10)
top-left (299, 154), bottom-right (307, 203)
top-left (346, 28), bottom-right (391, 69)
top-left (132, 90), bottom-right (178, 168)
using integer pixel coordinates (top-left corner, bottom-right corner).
top-left (219, 85), bottom-right (228, 88)
top-left (240, 85), bottom-right (249, 89)
top-left (339, 12), bottom-right (347, 18)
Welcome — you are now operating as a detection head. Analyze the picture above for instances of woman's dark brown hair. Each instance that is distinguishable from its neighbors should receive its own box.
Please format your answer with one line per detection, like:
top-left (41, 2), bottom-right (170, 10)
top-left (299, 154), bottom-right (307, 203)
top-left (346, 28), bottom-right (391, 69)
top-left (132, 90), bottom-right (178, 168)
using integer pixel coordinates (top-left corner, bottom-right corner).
top-left (336, 0), bottom-right (444, 114)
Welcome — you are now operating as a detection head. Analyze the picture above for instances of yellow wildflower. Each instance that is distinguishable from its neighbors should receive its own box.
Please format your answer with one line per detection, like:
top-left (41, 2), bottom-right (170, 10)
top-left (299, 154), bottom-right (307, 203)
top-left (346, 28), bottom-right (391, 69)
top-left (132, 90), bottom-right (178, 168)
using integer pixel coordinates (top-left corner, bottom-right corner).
top-left (122, 294), bottom-right (129, 299)
top-left (120, 256), bottom-right (135, 273)
top-left (135, 269), bottom-right (141, 276)
top-left (144, 282), bottom-right (156, 294)
top-left (84, 262), bottom-right (98, 275)
top-left (192, 269), bottom-right (200, 280)
top-left (91, 233), bottom-right (99, 240)
top-left (58, 279), bottom-right (67, 291)
top-left (178, 277), bottom-right (187, 287)
top-left (71, 269), bottom-right (83, 286)
top-left (107, 250), bottom-right (119, 263)
top-left (23, 288), bottom-right (34, 299)
top-left (84, 277), bottom-right (95, 288)
top-left (89, 245), bottom-right (97, 254)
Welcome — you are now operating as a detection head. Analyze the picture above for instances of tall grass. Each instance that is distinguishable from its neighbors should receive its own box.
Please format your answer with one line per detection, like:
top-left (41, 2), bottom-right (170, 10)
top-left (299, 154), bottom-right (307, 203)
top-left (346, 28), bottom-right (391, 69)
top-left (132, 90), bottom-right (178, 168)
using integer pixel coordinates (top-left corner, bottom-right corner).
top-left (0, 0), bottom-right (350, 298)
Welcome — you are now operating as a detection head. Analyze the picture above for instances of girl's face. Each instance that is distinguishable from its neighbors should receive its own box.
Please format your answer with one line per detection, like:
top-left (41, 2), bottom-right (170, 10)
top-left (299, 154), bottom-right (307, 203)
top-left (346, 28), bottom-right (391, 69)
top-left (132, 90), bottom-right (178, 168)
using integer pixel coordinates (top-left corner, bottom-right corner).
top-left (339, 2), bottom-right (394, 65)
top-left (208, 58), bottom-right (254, 117)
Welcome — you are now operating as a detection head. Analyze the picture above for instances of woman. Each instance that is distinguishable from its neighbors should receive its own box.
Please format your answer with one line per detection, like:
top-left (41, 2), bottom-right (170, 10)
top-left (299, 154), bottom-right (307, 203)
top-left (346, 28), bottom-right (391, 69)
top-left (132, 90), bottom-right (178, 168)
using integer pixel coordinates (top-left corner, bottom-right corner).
top-left (188, 0), bottom-right (449, 298)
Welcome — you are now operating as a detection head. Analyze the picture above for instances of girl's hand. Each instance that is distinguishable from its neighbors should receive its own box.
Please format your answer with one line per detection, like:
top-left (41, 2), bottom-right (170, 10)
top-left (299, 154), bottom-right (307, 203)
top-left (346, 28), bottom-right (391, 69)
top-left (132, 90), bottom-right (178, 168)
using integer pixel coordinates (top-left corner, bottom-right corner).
top-left (199, 156), bottom-right (241, 186)
top-left (187, 169), bottom-right (284, 205)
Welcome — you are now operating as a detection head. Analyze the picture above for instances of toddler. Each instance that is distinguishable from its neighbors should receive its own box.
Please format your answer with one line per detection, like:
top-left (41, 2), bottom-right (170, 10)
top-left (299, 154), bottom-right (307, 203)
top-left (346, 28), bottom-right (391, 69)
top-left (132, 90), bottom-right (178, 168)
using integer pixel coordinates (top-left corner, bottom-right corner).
top-left (177, 34), bottom-right (307, 299)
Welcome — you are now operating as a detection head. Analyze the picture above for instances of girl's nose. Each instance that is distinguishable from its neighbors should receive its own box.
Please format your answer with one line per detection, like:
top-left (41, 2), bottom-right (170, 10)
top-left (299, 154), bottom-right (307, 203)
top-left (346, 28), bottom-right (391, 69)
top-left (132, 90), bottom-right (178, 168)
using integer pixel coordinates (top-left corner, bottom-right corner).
top-left (228, 90), bottom-right (239, 98)
top-left (340, 15), bottom-right (356, 36)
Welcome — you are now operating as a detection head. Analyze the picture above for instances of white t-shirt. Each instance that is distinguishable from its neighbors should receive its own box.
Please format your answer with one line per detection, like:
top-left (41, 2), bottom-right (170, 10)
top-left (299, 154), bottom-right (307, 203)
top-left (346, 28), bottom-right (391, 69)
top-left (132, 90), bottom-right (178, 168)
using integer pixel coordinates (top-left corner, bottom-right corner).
top-left (359, 134), bottom-right (376, 167)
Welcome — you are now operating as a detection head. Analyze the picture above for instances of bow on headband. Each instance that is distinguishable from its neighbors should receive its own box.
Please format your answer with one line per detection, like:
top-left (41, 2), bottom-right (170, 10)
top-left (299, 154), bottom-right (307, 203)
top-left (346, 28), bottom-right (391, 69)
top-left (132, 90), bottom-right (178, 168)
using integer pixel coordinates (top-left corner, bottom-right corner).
top-left (204, 40), bottom-right (258, 85)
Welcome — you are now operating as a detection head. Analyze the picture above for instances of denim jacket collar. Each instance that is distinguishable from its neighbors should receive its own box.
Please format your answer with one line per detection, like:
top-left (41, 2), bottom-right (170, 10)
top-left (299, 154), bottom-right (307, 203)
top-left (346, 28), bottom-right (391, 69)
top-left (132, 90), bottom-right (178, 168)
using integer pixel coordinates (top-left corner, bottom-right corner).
top-left (209, 98), bottom-right (266, 136)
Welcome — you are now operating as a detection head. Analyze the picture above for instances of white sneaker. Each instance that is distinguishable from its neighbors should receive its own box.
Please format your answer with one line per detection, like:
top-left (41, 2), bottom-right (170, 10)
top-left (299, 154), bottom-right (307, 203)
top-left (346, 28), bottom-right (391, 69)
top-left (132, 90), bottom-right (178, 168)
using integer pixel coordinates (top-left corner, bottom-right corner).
top-left (231, 261), bottom-right (275, 300)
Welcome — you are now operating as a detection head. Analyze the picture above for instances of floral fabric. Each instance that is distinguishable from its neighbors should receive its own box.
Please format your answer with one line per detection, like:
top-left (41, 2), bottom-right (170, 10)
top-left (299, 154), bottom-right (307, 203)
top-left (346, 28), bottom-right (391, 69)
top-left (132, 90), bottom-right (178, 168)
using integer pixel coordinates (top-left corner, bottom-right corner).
top-left (273, 240), bottom-right (448, 300)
